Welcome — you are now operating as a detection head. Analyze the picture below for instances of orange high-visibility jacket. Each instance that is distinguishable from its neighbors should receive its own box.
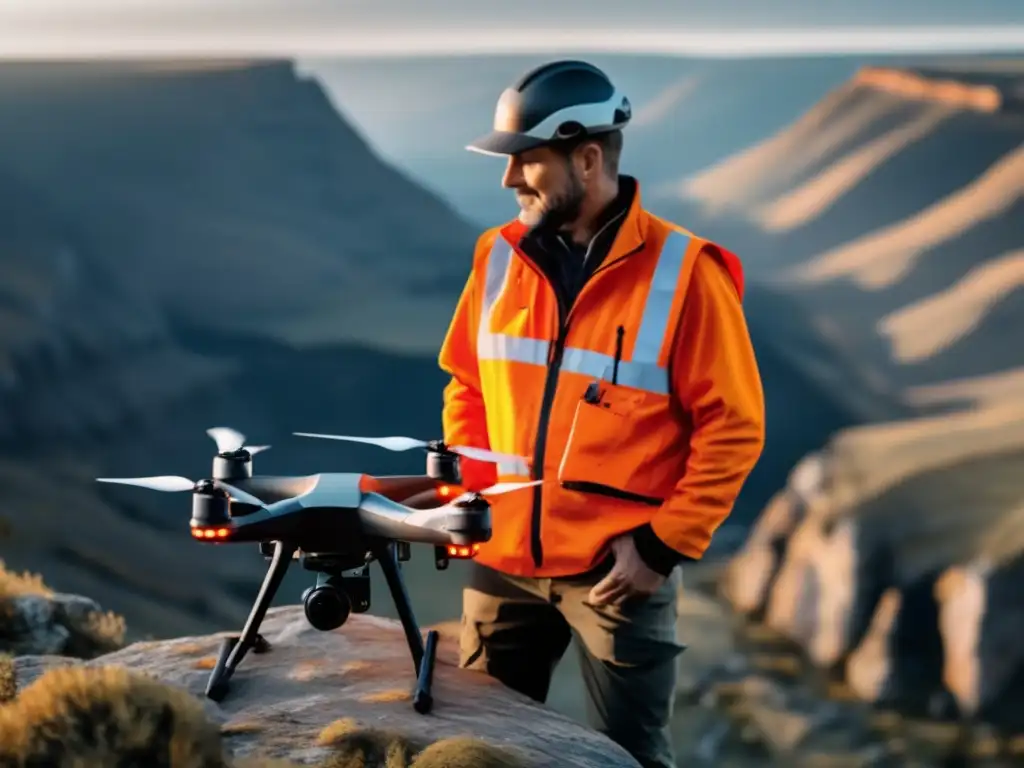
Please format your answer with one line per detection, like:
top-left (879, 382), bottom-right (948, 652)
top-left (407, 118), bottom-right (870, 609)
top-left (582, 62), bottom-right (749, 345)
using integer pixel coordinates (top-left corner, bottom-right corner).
top-left (438, 184), bottom-right (765, 578)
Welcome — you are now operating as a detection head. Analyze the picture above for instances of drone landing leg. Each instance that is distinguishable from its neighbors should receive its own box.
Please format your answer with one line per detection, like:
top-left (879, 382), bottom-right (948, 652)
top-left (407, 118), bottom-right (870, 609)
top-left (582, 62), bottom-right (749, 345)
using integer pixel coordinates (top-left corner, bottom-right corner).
top-left (206, 540), bottom-right (296, 702)
top-left (374, 541), bottom-right (439, 714)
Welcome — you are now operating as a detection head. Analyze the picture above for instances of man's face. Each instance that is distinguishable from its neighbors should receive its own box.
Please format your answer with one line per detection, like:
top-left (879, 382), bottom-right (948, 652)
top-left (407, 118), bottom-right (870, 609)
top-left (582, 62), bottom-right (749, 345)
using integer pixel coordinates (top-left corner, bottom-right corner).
top-left (501, 146), bottom-right (585, 230)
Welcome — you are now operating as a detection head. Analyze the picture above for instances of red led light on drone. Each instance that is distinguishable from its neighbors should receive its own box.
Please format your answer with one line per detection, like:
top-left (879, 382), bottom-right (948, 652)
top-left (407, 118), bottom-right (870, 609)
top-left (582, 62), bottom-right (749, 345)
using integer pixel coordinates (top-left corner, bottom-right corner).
top-left (191, 527), bottom-right (231, 540)
top-left (446, 543), bottom-right (481, 559)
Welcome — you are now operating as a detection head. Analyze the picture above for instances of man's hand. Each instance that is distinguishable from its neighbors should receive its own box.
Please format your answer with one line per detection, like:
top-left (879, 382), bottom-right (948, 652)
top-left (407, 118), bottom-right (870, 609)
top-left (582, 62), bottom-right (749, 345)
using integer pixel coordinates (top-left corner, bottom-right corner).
top-left (588, 533), bottom-right (668, 607)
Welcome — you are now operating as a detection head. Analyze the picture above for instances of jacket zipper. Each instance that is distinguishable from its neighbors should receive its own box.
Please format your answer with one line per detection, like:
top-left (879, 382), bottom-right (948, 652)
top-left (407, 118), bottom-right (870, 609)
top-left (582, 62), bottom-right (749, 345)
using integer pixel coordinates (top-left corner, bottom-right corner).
top-left (526, 239), bottom-right (646, 569)
top-left (529, 296), bottom-right (569, 567)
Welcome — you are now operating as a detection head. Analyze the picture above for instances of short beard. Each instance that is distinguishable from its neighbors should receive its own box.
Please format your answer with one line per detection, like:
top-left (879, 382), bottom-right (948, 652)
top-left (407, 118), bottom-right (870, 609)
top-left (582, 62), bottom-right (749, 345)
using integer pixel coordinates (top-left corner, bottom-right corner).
top-left (530, 168), bottom-right (586, 233)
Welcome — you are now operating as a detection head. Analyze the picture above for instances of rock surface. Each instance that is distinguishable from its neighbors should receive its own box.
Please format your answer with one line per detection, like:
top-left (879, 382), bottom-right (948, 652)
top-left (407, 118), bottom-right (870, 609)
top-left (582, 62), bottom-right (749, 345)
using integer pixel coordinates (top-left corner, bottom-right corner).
top-left (934, 507), bottom-right (1024, 728)
top-left (13, 607), bottom-right (641, 768)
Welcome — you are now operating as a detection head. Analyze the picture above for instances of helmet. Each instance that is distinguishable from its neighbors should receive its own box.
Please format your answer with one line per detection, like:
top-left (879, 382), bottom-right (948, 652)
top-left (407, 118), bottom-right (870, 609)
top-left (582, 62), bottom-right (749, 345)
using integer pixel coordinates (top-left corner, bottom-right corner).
top-left (466, 60), bottom-right (631, 156)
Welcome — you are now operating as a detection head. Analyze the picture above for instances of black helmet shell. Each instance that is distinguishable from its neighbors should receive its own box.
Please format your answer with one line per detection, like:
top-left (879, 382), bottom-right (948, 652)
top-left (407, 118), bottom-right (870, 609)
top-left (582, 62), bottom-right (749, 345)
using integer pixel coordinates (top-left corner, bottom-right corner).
top-left (467, 60), bottom-right (631, 156)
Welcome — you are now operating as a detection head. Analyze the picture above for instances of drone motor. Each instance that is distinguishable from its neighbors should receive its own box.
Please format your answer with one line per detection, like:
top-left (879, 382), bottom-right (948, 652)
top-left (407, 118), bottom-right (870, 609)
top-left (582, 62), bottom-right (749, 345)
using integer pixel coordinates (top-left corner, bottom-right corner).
top-left (212, 449), bottom-right (254, 482)
top-left (425, 442), bottom-right (461, 484)
top-left (207, 426), bottom-right (270, 482)
top-left (190, 481), bottom-right (232, 537)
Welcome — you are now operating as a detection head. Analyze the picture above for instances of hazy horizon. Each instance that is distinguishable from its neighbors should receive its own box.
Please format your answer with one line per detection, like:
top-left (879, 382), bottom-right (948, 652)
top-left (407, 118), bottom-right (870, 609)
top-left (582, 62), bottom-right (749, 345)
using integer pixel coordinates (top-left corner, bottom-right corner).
top-left (1, 0), bottom-right (1022, 58)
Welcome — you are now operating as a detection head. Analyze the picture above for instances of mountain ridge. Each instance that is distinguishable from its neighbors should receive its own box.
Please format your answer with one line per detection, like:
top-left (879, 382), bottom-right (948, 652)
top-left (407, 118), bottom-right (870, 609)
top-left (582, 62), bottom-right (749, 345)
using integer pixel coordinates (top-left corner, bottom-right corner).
top-left (701, 60), bottom-right (1024, 732)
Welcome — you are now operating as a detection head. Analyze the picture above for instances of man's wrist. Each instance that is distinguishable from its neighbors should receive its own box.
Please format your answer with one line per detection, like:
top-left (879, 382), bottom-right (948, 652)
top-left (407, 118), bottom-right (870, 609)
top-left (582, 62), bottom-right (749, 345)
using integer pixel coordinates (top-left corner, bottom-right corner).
top-left (631, 523), bottom-right (694, 576)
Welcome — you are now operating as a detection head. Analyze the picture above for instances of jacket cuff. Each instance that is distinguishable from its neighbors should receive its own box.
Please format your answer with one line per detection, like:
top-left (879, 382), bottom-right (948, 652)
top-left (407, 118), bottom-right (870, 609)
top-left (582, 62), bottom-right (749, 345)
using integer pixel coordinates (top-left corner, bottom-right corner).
top-left (631, 523), bottom-right (693, 576)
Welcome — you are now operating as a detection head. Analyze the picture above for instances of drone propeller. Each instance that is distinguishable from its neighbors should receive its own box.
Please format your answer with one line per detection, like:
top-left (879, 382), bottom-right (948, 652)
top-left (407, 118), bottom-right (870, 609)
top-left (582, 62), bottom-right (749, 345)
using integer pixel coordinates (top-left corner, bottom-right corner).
top-left (292, 432), bottom-right (527, 467)
top-left (448, 480), bottom-right (542, 504)
top-left (207, 426), bottom-right (271, 456)
top-left (477, 480), bottom-right (542, 497)
top-left (95, 475), bottom-right (267, 508)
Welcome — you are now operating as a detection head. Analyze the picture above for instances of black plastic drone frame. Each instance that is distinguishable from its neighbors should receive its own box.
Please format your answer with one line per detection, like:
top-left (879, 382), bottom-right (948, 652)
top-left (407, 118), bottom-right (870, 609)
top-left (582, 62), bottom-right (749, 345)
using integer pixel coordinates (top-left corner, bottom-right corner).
top-left (96, 426), bottom-right (535, 715)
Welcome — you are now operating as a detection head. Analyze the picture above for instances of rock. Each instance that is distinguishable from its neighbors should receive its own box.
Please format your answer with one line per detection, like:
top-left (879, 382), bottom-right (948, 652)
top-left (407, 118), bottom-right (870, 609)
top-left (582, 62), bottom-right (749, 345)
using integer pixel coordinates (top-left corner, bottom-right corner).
top-left (935, 507), bottom-right (1024, 729)
top-left (765, 444), bottom-right (1024, 673)
top-left (721, 451), bottom-right (829, 622)
top-left (761, 512), bottom-right (827, 648)
top-left (722, 487), bottom-right (807, 618)
top-left (844, 583), bottom-right (945, 712)
top-left (12, 606), bottom-right (641, 768)
top-left (734, 405), bottom-right (1024, 732)
top-left (0, 567), bottom-right (126, 659)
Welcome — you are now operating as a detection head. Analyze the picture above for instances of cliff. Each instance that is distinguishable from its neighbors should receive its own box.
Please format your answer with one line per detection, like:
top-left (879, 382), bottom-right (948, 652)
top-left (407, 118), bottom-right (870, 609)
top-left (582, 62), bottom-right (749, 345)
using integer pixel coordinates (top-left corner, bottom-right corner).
top-left (0, 59), bottom-right (474, 642)
top-left (675, 61), bottom-right (1024, 738)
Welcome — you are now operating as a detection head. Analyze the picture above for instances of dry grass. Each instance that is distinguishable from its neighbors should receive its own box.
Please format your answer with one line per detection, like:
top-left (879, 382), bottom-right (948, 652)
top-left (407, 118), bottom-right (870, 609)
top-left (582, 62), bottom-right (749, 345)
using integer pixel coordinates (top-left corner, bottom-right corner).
top-left (72, 609), bottom-right (128, 656)
top-left (311, 719), bottom-right (527, 768)
top-left (0, 664), bottom-right (530, 767)
top-left (0, 665), bottom-right (225, 766)
top-left (0, 560), bottom-right (52, 601)
top-left (316, 716), bottom-right (418, 767)
top-left (0, 654), bottom-right (14, 703)
top-left (412, 736), bottom-right (528, 767)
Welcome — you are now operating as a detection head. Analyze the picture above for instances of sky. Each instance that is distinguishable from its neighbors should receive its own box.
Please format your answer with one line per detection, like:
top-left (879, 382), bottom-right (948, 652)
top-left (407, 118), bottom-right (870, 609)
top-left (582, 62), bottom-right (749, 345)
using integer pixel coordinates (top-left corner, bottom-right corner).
top-left (1, 0), bottom-right (1023, 58)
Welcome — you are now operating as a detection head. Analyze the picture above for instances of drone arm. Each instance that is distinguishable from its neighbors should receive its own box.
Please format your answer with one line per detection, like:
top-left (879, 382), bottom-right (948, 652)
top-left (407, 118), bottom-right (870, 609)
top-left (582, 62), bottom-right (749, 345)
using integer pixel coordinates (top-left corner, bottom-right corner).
top-left (357, 492), bottom-right (438, 540)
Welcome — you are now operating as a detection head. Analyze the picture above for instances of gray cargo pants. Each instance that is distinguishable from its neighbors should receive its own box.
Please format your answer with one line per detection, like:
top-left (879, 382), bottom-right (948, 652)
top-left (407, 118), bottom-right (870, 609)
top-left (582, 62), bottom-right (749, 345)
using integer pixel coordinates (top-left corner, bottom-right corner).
top-left (459, 557), bottom-right (686, 768)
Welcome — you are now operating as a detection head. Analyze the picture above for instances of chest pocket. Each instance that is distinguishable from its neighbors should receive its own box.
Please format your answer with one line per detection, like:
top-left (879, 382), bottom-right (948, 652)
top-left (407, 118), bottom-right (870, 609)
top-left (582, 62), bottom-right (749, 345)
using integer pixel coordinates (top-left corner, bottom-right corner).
top-left (557, 380), bottom-right (665, 505)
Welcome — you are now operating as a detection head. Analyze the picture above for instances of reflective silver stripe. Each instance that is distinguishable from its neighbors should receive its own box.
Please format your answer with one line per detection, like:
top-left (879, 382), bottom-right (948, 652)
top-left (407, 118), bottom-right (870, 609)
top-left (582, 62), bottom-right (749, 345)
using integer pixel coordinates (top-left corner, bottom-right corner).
top-left (632, 230), bottom-right (693, 363)
top-left (477, 238), bottom-right (514, 354)
top-left (479, 333), bottom-right (548, 364)
top-left (560, 345), bottom-right (668, 393)
top-left (478, 332), bottom-right (668, 393)
top-left (476, 231), bottom-right (692, 396)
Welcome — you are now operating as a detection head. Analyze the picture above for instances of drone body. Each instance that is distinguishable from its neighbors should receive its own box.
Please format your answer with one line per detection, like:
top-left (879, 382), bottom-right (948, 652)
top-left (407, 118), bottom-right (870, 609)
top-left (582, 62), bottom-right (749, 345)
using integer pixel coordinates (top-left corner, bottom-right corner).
top-left (187, 472), bottom-right (494, 557)
top-left (96, 426), bottom-right (535, 714)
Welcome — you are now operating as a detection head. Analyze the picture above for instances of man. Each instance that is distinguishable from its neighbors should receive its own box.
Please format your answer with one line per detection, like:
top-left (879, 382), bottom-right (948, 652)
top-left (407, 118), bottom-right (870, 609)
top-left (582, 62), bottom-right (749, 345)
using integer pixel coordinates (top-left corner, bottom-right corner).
top-left (437, 59), bottom-right (765, 768)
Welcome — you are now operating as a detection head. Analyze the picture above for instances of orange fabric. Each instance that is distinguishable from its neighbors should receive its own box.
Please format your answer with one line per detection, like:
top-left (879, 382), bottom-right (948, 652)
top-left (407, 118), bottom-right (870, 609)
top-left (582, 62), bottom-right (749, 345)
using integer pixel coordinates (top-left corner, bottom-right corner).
top-left (650, 245), bottom-right (764, 558)
top-left (437, 183), bottom-right (764, 577)
top-left (437, 274), bottom-right (500, 493)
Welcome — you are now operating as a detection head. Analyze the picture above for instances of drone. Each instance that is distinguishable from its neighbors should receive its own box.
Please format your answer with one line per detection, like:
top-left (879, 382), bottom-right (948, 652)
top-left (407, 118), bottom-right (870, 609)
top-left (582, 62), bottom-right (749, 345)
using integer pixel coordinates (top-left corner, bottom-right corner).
top-left (96, 426), bottom-right (537, 714)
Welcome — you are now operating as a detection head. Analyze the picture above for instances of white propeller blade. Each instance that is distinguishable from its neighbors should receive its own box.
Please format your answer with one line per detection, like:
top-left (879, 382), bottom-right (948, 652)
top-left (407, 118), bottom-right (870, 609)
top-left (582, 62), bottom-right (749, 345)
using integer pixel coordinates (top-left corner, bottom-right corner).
top-left (97, 475), bottom-right (195, 492)
top-left (96, 475), bottom-right (266, 508)
top-left (478, 480), bottom-right (543, 497)
top-left (293, 433), bottom-right (428, 452)
top-left (292, 432), bottom-right (529, 466)
top-left (207, 427), bottom-right (270, 455)
top-left (207, 426), bottom-right (245, 453)
top-left (450, 445), bottom-right (531, 466)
